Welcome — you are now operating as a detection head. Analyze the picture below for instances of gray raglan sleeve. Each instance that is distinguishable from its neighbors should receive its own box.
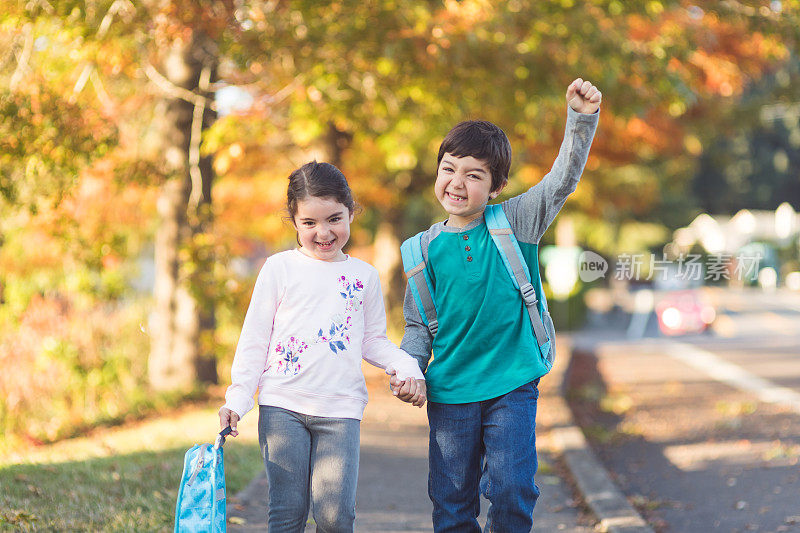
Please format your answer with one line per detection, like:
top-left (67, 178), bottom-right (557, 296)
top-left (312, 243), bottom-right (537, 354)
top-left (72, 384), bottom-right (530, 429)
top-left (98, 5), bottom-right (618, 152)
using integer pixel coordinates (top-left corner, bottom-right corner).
top-left (503, 106), bottom-right (599, 243)
top-left (399, 230), bottom-right (434, 373)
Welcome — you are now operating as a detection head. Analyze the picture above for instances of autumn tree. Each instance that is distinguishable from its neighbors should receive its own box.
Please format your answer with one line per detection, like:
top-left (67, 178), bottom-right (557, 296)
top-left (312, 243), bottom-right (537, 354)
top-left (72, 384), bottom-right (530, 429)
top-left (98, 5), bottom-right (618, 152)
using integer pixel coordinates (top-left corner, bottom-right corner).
top-left (0, 1), bottom-right (237, 392)
top-left (216, 0), bottom-right (800, 299)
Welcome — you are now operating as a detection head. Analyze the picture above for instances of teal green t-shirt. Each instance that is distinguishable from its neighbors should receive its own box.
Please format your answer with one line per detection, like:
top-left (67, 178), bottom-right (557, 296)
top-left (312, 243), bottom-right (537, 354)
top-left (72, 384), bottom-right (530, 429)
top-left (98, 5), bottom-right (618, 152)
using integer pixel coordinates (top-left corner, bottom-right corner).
top-left (423, 222), bottom-right (550, 403)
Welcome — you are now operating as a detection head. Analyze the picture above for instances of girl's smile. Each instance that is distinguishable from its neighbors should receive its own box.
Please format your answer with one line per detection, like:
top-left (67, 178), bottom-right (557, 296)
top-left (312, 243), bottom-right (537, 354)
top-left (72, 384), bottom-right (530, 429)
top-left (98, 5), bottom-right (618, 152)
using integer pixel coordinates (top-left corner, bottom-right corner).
top-left (293, 196), bottom-right (354, 262)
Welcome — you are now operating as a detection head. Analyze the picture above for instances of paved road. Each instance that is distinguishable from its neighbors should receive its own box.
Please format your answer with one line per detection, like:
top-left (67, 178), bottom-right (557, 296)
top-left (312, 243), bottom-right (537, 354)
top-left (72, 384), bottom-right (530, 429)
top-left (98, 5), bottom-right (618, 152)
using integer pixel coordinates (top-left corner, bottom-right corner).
top-left (571, 287), bottom-right (800, 532)
top-left (228, 364), bottom-right (596, 532)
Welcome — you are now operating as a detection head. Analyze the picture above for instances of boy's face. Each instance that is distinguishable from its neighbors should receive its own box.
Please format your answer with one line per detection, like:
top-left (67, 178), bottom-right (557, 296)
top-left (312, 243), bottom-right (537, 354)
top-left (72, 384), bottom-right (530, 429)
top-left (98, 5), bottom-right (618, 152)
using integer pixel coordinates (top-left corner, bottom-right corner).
top-left (434, 153), bottom-right (505, 228)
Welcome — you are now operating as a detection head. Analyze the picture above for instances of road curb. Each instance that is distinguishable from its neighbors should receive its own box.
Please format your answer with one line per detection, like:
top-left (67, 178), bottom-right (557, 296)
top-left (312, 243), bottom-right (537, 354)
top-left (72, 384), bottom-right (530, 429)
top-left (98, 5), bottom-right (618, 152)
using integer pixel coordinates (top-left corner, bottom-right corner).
top-left (549, 338), bottom-right (654, 533)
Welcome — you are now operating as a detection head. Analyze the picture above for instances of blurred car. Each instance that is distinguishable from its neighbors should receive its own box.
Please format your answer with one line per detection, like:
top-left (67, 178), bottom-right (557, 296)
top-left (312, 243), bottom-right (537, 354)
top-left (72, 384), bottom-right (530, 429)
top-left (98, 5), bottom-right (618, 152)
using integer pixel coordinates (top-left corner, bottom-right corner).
top-left (655, 289), bottom-right (716, 336)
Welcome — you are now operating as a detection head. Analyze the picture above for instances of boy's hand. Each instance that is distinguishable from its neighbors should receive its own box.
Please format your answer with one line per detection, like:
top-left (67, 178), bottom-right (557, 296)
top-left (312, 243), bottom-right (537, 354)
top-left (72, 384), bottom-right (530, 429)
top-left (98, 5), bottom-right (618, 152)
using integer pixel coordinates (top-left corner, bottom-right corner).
top-left (566, 78), bottom-right (602, 114)
top-left (218, 407), bottom-right (240, 437)
top-left (390, 375), bottom-right (427, 408)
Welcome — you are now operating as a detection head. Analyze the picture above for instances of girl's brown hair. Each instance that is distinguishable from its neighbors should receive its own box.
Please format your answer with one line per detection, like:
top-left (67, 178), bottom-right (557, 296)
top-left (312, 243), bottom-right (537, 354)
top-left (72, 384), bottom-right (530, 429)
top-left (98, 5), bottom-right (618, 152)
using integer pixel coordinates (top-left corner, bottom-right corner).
top-left (286, 161), bottom-right (355, 219)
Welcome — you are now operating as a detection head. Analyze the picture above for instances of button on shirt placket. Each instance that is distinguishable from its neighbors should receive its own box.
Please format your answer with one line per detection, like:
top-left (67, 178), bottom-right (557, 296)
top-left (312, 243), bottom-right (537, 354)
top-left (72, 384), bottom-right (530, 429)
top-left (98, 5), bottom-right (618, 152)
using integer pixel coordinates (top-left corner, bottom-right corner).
top-left (461, 233), bottom-right (477, 272)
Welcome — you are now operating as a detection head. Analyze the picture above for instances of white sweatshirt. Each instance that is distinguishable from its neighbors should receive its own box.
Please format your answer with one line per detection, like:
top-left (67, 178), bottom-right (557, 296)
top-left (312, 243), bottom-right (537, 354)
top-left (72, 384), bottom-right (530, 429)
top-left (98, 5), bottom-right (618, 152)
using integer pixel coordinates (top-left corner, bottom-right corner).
top-left (224, 249), bottom-right (424, 420)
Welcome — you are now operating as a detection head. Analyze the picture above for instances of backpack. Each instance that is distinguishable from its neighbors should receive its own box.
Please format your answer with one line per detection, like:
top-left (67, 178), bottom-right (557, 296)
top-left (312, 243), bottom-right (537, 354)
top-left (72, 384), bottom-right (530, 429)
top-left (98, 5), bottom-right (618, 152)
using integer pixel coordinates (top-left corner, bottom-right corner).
top-left (400, 203), bottom-right (555, 371)
top-left (174, 427), bottom-right (232, 533)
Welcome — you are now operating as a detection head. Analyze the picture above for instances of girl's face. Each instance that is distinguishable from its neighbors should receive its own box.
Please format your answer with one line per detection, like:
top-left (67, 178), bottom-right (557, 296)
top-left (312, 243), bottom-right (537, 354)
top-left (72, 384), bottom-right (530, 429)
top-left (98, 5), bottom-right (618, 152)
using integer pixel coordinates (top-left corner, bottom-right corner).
top-left (293, 196), bottom-right (354, 262)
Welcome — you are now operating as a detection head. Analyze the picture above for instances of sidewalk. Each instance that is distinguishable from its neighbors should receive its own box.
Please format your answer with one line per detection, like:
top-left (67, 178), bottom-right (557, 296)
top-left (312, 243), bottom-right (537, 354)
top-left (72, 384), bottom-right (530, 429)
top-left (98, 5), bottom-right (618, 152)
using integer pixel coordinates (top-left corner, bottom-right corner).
top-left (227, 336), bottom-right (641, 531)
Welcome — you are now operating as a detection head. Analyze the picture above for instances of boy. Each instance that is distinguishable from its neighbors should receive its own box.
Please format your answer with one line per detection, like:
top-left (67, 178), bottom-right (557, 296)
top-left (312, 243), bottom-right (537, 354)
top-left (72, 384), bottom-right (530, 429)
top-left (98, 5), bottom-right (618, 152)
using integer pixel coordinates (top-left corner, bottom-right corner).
top-left (391, 78), bottom-right (601, 531)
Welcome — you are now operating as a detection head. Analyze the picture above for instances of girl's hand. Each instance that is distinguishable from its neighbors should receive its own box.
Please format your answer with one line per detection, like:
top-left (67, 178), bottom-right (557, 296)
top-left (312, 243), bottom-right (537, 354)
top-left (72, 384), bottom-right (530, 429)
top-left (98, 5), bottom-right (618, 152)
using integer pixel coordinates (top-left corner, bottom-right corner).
top-left (566, 78), bottom-right (602, 114)
top-left (218, 407), bottom-right (240, 437)
top-left (390, 374), bottom-right (413, 401)
top-left (391, 377), bottom-right (427, 408)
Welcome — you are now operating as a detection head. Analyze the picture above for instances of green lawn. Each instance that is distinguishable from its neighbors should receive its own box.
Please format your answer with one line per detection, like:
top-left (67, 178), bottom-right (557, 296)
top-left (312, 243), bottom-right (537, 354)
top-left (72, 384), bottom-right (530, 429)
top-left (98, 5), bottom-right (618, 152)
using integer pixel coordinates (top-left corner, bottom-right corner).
top-left (0, 405), bottom-right (264, 532)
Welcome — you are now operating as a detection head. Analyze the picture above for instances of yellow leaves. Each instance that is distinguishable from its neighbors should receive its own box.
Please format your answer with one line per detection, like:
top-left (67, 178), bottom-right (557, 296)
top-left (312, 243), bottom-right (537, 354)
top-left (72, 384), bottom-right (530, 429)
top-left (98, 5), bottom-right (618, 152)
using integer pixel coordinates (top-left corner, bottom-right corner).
top-left (386, 149), bottom-right (418, 171)
top-left (646, 1), bottom-right (664, 16)
top-left (228, 143), bottom-right (244, 159)
top-left (668, 101), bottom-right (686, 117)
top-left (517, 164), bottom-right (548, 187)
top-left (214, 143), bottom-right (244, 175)
top-left (608, 1), bottom-right (624, 16)
top-left (441, 0), bottom-right (493, 29)
top-left (683, 135), bottom-right (703, 156)
top-left (375, 58), bottom-right (395, 77)
top-left (288, 117), bottom-right (323, 146)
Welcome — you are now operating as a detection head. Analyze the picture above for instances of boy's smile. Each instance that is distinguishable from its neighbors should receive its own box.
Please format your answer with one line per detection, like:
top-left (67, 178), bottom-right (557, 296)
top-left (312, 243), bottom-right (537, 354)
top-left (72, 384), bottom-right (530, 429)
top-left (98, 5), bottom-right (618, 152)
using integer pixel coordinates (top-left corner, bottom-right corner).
top-left (435, 153), bottom-right (505, 228)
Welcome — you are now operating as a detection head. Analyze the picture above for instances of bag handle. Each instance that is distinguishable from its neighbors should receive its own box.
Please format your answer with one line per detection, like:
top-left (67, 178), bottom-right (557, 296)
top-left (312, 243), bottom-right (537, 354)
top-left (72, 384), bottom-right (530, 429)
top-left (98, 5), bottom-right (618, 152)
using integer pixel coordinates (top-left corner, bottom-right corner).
top-left (214, 426), bottom-right (233, 449)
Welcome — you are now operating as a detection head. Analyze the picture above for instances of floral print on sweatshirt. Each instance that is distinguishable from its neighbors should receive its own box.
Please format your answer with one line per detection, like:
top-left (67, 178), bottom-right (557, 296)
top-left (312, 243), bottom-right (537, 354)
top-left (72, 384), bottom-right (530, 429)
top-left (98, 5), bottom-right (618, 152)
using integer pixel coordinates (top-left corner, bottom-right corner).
top-left (267, 275), bottom-right (365, 373)
top-left (316, 276), bottom-right (364, 353)
top-left (338, 275), bottom-right (364, 313)
top-left (268, 336), bottom-right (308, 376)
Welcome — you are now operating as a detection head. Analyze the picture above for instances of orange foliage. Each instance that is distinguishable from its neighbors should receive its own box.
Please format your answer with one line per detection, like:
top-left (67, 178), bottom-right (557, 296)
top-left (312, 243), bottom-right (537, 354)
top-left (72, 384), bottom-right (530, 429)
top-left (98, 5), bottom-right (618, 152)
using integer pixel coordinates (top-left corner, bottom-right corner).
top-left (214, 171), bottom-right (293, 256)
top-left (629, 8), bottom-right (787, 99)
top-left (60, 160), bottom-right (157, 236)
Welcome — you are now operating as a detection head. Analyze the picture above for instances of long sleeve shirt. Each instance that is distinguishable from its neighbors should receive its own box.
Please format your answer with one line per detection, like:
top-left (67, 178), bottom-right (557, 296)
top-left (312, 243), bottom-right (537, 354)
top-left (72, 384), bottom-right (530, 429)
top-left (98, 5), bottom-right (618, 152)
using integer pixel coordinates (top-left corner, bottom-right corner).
top-left (400, 106), bottom-right (599, 403)
top-left (224, 249), bottom-right (424, 420)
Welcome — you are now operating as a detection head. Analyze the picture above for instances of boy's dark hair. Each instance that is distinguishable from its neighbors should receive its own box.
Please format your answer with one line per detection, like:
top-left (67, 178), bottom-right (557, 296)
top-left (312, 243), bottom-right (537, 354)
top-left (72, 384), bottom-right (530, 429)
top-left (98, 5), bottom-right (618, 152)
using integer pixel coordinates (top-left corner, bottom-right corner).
top-left (437, 120), bottom-right (512, 192)
top-left (286, 160), bottom-right (355, 219)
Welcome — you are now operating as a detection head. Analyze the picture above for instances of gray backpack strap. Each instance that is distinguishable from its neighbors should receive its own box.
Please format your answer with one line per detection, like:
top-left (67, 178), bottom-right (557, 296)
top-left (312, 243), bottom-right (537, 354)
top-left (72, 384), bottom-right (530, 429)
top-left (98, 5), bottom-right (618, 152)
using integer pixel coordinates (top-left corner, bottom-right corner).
top-left (484, 205), bottom-right (550, 350)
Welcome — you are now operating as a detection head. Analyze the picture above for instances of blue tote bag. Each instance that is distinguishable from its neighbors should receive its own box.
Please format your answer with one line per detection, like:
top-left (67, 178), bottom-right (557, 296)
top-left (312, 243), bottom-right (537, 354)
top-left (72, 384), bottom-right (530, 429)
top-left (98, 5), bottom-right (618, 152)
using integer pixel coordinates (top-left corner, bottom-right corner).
top-left (174, 426), bottom-right (232, 532)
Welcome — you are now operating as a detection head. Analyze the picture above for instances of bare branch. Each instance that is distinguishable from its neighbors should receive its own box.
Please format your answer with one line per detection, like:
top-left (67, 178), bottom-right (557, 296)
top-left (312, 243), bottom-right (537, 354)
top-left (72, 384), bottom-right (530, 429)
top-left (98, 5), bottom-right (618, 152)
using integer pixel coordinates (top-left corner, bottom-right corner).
top-left (70, 64), bottom-right (93, 102)
top-left (26, 0), bottom-right (54, 14)
top-left (97, 0), bottom-right (136, 39)
top-left (90, 68), bottom-right (113, 109)
top-left (10, 23), bottom-right (34, 91)
top-left (189, 65), bottom-right (212, 211)
top-left (143, 61), bottom-right (218, 111)
top-left (70, 1), bottom-right (135, 103)
top-left (264, 76), bottom-right (302, 105)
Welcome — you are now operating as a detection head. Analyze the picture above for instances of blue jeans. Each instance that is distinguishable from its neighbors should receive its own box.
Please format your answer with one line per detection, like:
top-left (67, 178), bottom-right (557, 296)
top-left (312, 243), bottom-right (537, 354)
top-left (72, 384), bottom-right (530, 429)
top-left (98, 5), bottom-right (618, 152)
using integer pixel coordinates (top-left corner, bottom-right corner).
top-left (258, 405), bottom-right (360, 533)
top-left (427, 380), bottom-right (540, 533)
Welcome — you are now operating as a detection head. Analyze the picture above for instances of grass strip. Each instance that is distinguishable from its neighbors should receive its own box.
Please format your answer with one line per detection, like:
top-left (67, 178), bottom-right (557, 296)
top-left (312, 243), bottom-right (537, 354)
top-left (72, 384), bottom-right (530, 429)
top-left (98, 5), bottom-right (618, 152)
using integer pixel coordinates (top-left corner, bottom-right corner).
top-left (0, 405), bottom-right (263, 532)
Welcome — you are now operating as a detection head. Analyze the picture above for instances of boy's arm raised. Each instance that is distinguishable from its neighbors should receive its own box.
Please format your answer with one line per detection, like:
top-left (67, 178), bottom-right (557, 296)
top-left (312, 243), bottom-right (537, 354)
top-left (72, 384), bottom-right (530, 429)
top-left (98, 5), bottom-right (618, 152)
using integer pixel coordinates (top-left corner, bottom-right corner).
top-left (503, 79), bottom-right (600, 244)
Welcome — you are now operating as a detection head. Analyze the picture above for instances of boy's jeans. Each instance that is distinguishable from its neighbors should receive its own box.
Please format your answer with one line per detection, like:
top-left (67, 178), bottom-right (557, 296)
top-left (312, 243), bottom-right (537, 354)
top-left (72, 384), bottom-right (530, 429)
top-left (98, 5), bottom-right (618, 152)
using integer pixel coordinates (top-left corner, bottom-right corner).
top-left (427, 380), bottom-right (540, 533)
top-left (258, 405), bottom-right (360, 533)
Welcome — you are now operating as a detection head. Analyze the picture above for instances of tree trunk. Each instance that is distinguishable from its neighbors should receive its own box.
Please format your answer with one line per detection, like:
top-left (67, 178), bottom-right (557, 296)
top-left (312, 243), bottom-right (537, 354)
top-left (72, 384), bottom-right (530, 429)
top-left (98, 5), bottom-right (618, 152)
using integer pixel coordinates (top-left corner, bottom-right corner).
top-left (148, 31), bottom-right (218, 391)
top-left (372, 169), bottom-right (433, 326)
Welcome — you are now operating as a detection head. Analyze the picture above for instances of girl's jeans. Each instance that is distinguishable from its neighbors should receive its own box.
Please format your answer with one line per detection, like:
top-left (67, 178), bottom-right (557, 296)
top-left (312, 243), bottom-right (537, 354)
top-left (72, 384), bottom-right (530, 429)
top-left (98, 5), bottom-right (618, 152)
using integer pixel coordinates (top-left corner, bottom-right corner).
top-left (427, 380), bottom-right (540, 533)
top-left (257, 405), bottom-right (360, 533)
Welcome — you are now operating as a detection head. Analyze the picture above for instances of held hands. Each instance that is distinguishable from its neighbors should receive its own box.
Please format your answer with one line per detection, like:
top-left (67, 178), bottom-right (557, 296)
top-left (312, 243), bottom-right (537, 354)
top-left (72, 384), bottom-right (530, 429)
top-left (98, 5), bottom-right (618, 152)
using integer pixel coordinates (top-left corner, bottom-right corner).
top-left (388, 373), bottom-right (427, 408)
top-left (218, 407), bottom-right (240, 437)
top-left (567, 78), bottom-right (602, 114)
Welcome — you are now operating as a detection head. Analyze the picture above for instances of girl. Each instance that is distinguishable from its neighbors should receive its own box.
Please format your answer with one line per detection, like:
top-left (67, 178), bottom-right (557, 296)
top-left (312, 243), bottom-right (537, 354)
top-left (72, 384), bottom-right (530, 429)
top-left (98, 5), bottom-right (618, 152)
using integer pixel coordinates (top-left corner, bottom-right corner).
top-left (219, 161), bottom-right (425, 533)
